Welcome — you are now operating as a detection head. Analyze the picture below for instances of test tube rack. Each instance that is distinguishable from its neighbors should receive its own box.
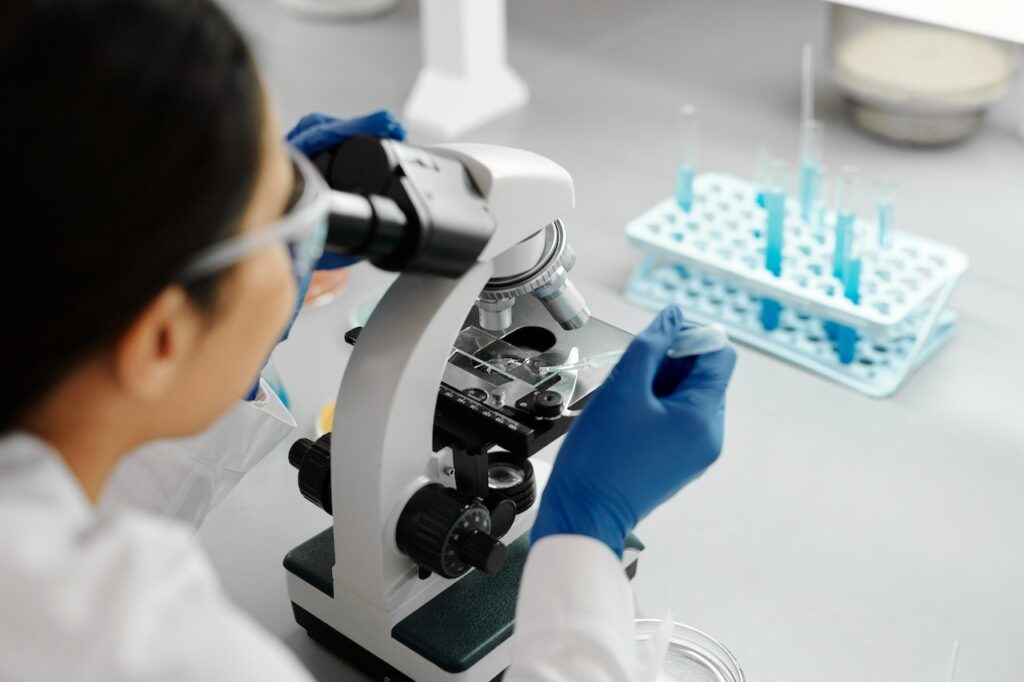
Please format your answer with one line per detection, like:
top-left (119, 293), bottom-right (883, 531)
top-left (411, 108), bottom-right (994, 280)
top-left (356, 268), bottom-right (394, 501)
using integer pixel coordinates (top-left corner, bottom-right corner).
top-left (623, 173), bottom-right (969, 397)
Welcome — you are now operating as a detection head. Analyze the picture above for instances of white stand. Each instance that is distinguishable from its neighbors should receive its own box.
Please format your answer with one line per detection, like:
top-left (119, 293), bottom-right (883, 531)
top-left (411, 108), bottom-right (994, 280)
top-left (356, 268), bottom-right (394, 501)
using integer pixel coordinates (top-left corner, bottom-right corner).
top-left (403, 0), bottom-right (529, 140)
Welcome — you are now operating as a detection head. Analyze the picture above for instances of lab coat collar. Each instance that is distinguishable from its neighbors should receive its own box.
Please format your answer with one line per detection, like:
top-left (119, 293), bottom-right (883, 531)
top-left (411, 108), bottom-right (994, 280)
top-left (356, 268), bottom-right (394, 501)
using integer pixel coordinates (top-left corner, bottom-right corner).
top-left (0, 430), bottom-right (96, 522)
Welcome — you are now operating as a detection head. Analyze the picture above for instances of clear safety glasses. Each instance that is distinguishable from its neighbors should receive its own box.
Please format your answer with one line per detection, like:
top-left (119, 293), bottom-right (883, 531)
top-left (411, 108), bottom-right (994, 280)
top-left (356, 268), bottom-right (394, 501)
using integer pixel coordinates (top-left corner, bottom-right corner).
top-left (178, 146), bottom-right (330, 284)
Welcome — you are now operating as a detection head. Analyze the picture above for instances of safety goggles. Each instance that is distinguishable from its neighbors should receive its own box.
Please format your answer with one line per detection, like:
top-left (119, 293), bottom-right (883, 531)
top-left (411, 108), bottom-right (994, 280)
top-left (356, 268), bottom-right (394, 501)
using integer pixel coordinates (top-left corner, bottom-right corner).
top-left (178, 146), bottom-right (330, 284)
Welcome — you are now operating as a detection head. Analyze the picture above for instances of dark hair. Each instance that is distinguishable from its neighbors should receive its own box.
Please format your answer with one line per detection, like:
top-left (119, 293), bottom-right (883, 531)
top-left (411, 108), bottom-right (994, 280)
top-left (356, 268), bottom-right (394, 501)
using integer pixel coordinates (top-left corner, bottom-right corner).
top-left (0, 0), bottom-right (264, 431)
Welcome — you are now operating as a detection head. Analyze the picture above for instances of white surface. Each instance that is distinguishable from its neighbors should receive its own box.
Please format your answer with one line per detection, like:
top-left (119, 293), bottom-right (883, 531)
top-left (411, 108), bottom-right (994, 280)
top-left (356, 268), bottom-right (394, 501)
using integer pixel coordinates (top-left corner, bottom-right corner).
top-left (203, 1), bottom-right (1024, 680)
top-left (831, 0), bottom-right (1024, 45)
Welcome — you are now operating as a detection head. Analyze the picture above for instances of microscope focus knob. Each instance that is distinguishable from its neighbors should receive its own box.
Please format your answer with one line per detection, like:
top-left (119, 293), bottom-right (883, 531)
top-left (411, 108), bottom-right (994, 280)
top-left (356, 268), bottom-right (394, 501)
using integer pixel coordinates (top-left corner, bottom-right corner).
top-left (289, 434), bottom-right (332, 515)
top-left (458, 530), bottom-right (508, 574)
top-left (396, 483), bottom-right (508, 579)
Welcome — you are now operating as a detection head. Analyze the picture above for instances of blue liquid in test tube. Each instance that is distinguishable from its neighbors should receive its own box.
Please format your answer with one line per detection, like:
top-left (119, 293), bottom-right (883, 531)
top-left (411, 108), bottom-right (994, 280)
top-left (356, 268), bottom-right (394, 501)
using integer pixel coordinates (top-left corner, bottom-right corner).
top-left (876, 199), bottom-right (893, 249)
top-left (833, 210), bottom-right (854, 279)
top-left (676, 163), bottom-right (696, 213)
top-left (799, 160), bottom-right (821, 222)
top-left (875, 178), bottom-right (895, 250)
top-left (837, 256), bottom-right (861, 364)
top-left (798, 120), bottom-right (824, 223)
top-left (759, 183), bottom-right (786, 331)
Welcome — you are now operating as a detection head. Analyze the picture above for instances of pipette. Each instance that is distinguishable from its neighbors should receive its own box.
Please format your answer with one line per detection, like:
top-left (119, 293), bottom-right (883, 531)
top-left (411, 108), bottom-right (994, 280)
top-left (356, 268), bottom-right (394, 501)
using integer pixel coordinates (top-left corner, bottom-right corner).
top-left (539, 324), bottom-right (729, 374)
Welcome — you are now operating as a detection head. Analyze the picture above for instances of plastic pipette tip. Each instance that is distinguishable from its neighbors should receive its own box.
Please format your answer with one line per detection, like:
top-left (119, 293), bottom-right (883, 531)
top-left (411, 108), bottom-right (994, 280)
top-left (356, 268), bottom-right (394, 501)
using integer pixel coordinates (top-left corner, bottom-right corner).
top-left (539, 324), bottom-right (729, 373)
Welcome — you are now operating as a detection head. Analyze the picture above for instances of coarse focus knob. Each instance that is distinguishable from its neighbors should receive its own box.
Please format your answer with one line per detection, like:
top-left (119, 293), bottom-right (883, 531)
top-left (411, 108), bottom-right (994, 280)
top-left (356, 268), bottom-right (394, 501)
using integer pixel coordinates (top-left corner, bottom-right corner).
top-left (458, 530), bottom-right (508, 574)
top-left (396, 483), bottom-right (508, 579)
top-left (289, 434), bottom-right (332, 514)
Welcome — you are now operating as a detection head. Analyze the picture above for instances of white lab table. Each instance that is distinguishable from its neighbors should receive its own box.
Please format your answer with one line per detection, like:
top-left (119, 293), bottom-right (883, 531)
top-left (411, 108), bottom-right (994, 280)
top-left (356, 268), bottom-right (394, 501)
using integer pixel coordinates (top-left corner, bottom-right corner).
top-left (198, 1), bottom-right (1024, 679)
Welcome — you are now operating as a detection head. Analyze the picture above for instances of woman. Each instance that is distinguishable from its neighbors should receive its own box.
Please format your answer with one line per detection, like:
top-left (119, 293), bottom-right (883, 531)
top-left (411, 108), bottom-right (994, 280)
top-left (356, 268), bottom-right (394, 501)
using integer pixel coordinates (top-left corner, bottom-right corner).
top-left (0, 1), bottom-right (736, 680)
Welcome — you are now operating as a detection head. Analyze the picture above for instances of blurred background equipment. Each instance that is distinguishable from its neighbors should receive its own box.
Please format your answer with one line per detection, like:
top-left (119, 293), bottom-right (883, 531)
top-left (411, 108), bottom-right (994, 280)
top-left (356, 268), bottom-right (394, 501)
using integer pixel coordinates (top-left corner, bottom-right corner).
top-left (828, 1), bottom-right (1022, 144)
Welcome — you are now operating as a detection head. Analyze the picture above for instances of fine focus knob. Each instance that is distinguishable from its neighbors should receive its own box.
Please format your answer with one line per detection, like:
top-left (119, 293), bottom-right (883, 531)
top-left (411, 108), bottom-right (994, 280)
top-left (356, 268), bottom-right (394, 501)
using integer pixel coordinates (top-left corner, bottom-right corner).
top-left (458, 530), bottom-right (508, 574)
top-left (396, 483), bottom-right (508, 579)
top-left (289, 434), bottom-right (332, 514)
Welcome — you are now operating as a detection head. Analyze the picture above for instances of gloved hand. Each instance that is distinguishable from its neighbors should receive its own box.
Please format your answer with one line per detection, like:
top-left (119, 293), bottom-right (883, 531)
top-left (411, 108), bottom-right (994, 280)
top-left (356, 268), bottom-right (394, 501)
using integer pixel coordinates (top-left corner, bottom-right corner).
top-left (245, 111), bottom-right (408, 400)
top-left (286, 110), bottom-right (407, 271)
top-left (287, 110), bottom-right (406, 158)
top-left (531, 305), bottom-right (738, 556)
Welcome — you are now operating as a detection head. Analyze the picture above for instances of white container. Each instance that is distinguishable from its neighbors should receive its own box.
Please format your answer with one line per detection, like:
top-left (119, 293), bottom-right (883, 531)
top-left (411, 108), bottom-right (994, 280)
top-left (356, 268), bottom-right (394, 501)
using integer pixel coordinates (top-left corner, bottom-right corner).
top-left (829, 4), bottom-right (1020, 144)
top-left (635, 620), bottom-right (745, 682)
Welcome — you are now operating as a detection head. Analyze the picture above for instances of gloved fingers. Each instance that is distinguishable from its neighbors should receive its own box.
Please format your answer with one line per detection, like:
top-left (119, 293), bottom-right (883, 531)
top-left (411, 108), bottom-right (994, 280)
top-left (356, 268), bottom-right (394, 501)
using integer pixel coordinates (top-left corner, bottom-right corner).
top-left (286, 112), bottom-right (334, 139)
top-left (652, 355), bottom-right (697, 398)
top-left (287, 110), bottom-right (407, 157)
top-left (663, 344), bottom-right (737, 405)
top-left (613, 305), bottom-right (692, 393)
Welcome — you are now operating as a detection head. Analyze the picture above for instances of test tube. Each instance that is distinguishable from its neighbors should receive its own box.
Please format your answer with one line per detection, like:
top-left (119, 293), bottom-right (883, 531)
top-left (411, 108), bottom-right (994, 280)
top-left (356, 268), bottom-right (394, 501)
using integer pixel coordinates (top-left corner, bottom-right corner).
top-left (813, 166), bottom-right (831, 232)
top-left (799, 120), bottom-right (824, 222)
top-left (875, 178), bottom-right (895, 250)
top-left (675, 104), bottom-right (699, 212)
top-left (764, 159), bottom-right (790, 277)
top-left (832, 166), bottom-right (860, 280)
top-left (759, 160), bottom-right (790, 331)
top-left (836, 229), bottom-right (863, 364)
top-left (753, 145), bottom-right (771, 208)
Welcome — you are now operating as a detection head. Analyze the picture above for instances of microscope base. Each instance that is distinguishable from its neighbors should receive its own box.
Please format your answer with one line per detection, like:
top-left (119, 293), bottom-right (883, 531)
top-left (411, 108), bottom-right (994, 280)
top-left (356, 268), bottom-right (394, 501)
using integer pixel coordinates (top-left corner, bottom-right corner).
top-left (286, 528), bottom-right (642, 681)
top-left (291, 604), bottom-right (506, 682)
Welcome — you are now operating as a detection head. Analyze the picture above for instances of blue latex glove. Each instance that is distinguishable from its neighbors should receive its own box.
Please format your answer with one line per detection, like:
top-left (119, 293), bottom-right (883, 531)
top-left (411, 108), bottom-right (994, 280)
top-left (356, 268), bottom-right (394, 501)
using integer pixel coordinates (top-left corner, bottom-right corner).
top-left (286, 110), bottom-right (407, 271)
top-left (245, 111), bottom-right (407, 400)
top-left (531, 305), bottom-right (738, 556)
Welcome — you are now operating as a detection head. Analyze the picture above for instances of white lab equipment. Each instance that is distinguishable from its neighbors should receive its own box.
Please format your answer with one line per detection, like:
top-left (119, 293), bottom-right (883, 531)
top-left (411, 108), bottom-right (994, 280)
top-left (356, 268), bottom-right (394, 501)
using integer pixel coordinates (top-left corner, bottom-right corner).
top-left (282, 140), bottom-right (645, 681)
top-left (403, 0), bottom-right (529, 139)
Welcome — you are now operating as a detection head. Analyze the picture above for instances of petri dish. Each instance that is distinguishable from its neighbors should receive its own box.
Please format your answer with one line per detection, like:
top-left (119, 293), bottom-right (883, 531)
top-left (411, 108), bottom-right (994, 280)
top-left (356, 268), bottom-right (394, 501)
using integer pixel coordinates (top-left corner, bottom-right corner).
top-left (635, 620), bottom-right (745, 682)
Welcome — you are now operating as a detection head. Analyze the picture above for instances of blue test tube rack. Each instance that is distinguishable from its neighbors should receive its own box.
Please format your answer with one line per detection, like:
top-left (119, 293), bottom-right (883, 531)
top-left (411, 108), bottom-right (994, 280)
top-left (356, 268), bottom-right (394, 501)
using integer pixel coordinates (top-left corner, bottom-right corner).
top-left (622, 173), bottom-right (969, 398)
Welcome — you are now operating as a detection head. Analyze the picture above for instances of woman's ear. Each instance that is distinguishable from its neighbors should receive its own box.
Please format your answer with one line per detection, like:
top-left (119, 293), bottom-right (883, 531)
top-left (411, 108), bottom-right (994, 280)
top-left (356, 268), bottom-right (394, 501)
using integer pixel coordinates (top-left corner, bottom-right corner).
top-left (113, 286), bottom-right (203, 400)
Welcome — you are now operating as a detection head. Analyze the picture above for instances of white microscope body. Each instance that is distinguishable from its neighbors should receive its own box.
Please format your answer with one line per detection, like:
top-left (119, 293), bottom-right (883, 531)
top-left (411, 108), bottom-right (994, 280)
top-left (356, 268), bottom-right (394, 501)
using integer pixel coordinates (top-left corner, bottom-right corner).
top-left (286, 144), bottom-right (586, 681)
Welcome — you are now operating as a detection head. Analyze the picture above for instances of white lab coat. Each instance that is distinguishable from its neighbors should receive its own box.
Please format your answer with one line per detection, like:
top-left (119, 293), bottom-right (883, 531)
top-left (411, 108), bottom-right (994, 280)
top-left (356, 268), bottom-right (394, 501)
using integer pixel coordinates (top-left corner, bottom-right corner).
top-left (0, 393), bottom-right (653, 681)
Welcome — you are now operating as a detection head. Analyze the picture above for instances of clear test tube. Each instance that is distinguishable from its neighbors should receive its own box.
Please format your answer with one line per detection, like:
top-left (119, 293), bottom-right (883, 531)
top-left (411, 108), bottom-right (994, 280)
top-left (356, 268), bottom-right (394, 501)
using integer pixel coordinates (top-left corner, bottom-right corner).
top-left (764, 159), bottom-right (791, 276)
top-left (875, 177), bottom-right (895, 250)
top-left (832, 166), bottom-right (860, 279)
top-left (759, 159), bottom-right (790, 332)
top-left (675, 105), bottom-right (699, 212)
top-left (753, 145), bottom-right (771, 207)
top-left (799, 120), bottom-right (824, 222)
top-left (813, 165), bottom-right (831, 232)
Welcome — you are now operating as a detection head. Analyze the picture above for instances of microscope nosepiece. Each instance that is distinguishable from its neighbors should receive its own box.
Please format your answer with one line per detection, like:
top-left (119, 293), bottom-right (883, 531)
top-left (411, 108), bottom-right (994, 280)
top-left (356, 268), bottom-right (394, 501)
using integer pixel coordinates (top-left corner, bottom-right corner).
top-left (477, 220), bottom-right (590, 334)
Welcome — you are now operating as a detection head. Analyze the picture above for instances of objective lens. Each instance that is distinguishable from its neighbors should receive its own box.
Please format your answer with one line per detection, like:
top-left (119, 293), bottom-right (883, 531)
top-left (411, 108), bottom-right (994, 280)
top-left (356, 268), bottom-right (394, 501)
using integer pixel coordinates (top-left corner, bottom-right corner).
top-left (533, 275), bottom-right (590, 330)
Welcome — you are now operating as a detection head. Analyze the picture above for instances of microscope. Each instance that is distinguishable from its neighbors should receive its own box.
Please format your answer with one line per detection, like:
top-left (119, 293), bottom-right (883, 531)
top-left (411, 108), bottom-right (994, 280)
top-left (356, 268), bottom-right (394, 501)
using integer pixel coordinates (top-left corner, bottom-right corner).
top-left (283, 138), bottom-right (639, 681)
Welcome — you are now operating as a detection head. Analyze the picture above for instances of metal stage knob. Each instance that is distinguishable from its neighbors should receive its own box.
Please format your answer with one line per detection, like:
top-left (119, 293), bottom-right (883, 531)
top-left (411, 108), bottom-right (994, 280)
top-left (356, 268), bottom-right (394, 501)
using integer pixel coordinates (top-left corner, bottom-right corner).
top-left (396, 483), bottom-right (508, 579)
